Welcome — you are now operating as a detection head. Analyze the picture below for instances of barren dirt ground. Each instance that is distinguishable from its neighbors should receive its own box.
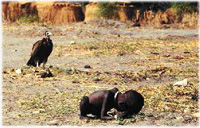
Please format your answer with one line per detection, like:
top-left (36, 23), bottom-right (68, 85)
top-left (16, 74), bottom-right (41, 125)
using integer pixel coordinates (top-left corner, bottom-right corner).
top-left (2, 20), bottom-right (199, 126)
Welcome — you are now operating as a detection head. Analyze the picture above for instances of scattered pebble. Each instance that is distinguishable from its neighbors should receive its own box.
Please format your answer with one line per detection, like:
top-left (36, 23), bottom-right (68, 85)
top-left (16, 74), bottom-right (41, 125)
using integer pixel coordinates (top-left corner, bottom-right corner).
top-left (184, 51), bottom-right (190, 54)
top-left (49, 65), bottom-right (53, 68)
top-left (174, 56), bottom-right (184, 59)
top-left (32, 110), bottom-right (40, 114)
top-left (176, 116), bottom-right (184, 120)
top-left (41, 69), bottom-right (53, 78)
top-left (16, 68), bottom-right (22, 74)
top-left (72, 80), bottom-right (80, 83)
top-left (146, 77), bottom-right (150, 80)
top-left (191, 94), bottom-right (198, 101)
top-left (173, 79), bottom-right (188, 86)
top-left (3, 70), bottom-right (8, 74)
top-left (150, 52), bottom-right (159, 55)
top-left (163, 54), bottom-right (170, 57)
top-left (48, 120), bottom-right (59, 125)
top-left (70, 41), bottom-right (76, 45)
top-left (93, 31), bottom-right (98, 34)
top-left (84, 65), bottom-right (91, 69)
top-left (32, 109), bottom-right (45, 114)
top-left (33, 69), bottom-right (39, 73)
top-left (93, 77), bottom-right (101, 82)
top-left (118, 53), bottom-right (125, 56)
top-left (146, 113), bottom-right (153, 117)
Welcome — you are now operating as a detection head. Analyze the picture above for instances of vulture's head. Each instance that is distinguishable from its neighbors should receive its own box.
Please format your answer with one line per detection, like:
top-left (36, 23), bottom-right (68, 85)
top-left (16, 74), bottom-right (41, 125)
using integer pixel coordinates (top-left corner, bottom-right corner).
top-left (45, 31), bottom-right (52, 38)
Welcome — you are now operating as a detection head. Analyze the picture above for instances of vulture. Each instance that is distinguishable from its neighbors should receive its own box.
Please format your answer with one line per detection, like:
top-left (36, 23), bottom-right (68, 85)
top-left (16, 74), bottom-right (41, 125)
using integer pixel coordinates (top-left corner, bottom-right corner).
top-left (27, 31), bottom-right (53, 68)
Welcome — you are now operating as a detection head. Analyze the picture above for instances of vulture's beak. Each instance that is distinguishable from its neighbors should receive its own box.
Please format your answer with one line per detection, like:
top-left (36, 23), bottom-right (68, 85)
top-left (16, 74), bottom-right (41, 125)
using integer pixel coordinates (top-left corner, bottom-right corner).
top-left (47, 32), bottom-right (52, 36)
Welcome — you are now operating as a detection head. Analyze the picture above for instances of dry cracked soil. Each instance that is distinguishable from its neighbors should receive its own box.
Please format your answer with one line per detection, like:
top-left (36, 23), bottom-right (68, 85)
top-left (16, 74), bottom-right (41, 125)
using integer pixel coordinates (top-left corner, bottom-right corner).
top-left (2, 20), bottom-right (199, 126)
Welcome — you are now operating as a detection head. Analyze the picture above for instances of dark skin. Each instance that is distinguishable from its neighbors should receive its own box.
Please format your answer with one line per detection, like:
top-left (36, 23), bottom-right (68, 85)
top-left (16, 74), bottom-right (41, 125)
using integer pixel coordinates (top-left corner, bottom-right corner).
top-left (80, 89), bottom-right (144, 120)
top-left (80, 88), bottom-right (119, 120)
top-left (115, 90), bottom-right (144, 118)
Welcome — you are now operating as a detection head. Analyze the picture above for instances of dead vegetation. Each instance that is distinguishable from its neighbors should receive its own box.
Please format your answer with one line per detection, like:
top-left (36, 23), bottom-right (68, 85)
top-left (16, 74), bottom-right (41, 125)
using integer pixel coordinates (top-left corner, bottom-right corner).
top-left (2, 34), bottom-right (198, 125)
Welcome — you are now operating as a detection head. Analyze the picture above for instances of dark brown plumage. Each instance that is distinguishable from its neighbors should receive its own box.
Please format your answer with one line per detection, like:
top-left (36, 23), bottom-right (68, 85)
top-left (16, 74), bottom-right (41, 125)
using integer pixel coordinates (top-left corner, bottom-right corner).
top-left (27, 31), bottom-right (53, 68)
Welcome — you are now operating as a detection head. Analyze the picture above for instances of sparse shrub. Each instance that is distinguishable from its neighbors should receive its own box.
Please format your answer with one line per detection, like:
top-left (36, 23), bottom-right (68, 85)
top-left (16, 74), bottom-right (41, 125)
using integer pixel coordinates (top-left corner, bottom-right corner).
top-left (97, 2), bottom-right (118, 19)
top-left (171, 2), bottom-right (198, 14)
top-left (17, 15), bottom-right (39, 23)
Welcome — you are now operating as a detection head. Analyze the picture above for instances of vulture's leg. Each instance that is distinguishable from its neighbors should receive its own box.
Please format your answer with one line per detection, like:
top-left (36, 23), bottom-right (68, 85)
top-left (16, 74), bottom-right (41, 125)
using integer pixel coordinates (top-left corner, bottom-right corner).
top-left (42, 63), bottom-right (46, 69)
top-left (36, 61), bottom-right (39, 67)
top-left (42, 59), bottom-right (47, 69)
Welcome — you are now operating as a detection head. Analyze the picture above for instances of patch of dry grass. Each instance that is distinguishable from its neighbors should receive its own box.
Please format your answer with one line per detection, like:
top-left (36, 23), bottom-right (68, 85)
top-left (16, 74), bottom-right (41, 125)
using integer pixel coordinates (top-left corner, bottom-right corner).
top-left (2, 38), bottom-right (199, 125)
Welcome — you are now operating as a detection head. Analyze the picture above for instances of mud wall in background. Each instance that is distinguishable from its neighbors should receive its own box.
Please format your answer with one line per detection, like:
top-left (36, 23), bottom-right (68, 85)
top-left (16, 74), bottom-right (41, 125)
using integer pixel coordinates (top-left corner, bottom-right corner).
top-left (2, 2), bottom-right (84, 25)
top-left (85, 3), bottom-right (198, 28)
top-left (118, 6), bottom-right (136, 22)
top-left (2, 2), bottom-right (199, 28)
top-left (137, 9), bottom-right (177, 26)
top-left (84, 3), bottom-right (136, 22)
top-left (135, 9), bottom-right (198, 28)
top-left (84, 3), bottom-right (99, 22)
top-left (37, 2), bottom-right (84, 25)
top-left (2, 2), bottom-right (22, 22)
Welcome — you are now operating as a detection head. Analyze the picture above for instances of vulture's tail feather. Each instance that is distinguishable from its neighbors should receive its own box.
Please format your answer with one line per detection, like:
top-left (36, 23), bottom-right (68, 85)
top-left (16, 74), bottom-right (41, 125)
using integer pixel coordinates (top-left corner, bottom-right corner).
top-left (27, 57), bottom-right (36, 67)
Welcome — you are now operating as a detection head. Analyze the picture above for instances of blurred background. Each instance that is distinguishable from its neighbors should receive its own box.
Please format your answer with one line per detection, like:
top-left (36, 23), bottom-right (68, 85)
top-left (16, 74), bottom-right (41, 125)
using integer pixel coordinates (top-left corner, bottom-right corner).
top-left (2, 1), bottom-right (199, 28)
